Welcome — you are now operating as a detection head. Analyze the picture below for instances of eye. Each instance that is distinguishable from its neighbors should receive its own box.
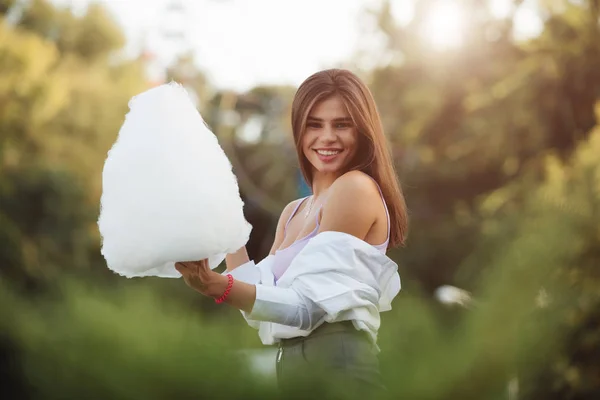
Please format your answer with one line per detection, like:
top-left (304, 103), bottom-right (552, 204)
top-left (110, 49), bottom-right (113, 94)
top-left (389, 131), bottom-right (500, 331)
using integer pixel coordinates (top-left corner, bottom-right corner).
top-left (335, 123), bottom-right (353, 129)
top-left (307, 122), bottom-right (322, 129)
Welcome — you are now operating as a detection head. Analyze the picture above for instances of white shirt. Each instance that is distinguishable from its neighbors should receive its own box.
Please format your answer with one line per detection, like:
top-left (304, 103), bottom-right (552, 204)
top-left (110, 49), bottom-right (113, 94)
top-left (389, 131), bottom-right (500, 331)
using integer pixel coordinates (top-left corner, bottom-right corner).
top-left (226, 231), bottom-right (401, 350)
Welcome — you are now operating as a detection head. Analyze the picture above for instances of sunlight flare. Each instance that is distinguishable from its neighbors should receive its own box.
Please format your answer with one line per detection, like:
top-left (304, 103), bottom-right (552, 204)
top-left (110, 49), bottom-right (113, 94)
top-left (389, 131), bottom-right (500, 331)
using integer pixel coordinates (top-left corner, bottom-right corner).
top-left (421, 0), bottom-right (467, 50)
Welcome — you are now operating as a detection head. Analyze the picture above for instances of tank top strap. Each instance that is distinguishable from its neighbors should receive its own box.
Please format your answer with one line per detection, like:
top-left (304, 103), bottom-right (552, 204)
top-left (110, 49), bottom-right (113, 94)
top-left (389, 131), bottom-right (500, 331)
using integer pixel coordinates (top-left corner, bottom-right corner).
top-left (315, 204), bottom-right (322, 230)
top-left (369, 177), bottom-right (391, 242)
top-left (284, 196), bottom-right (310, 236)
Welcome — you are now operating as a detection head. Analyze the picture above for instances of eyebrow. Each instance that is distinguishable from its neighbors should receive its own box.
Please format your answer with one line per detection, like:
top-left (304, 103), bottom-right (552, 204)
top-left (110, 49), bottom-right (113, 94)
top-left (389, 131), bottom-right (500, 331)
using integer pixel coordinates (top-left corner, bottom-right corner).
top-left (306, 116), bottom-right (353, 122)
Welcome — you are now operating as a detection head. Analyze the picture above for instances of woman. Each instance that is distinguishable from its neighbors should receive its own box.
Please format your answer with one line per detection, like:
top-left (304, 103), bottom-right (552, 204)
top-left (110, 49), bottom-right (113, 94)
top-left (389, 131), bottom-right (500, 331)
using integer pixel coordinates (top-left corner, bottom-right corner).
top-left (175, 69), bottom-right (408, 397)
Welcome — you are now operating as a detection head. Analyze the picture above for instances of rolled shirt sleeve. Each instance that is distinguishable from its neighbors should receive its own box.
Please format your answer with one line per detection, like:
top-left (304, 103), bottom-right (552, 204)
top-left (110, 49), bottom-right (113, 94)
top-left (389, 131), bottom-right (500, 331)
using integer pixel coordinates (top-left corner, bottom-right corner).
top-left (225, 260), bottom-right (261, 285)
top-left (221, 232), bottom-right (401, 344)
top-left (247, 285), bottom-right (326, 331)
top-left (224, 258), bottom-right (326, 330)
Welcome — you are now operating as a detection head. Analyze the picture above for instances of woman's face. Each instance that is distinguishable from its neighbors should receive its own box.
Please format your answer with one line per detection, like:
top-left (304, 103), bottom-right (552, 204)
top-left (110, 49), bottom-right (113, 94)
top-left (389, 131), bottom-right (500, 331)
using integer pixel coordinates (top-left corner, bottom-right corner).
top-left (301, 95), bottom-right (359, 177)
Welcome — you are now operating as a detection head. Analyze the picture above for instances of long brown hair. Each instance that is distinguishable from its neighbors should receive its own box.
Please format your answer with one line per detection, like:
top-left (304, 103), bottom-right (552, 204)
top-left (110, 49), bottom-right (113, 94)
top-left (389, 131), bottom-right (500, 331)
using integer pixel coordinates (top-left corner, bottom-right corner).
top-left (291, 69), bottom-right (408, 247)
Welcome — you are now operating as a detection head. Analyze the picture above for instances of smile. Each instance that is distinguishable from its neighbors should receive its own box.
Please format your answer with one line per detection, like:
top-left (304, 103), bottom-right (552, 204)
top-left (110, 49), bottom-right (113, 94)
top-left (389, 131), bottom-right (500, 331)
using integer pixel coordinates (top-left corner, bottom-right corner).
top-left (315, 149), bottom-right (342, 156)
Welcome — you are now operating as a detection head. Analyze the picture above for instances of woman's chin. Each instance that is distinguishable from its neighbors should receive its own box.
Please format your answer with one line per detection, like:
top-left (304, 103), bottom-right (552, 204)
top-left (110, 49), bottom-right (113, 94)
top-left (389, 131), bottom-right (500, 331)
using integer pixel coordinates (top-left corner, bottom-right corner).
top-left (307, 154), bottom-right (353, 177)
top-left (312, 163), bottom-right (347, 176)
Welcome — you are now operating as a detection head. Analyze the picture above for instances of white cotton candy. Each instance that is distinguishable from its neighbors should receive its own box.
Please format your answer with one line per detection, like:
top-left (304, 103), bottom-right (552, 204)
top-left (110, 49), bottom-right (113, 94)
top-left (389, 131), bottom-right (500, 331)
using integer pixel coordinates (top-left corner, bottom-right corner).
top-left (98, 82), bottom-right (252, 278)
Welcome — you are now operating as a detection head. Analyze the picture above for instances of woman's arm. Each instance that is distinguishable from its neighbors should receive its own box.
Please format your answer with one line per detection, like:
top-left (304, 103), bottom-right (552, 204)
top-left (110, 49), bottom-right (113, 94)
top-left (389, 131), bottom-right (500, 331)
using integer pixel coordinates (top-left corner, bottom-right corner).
top-left (226, 172), bottom-right (382, 322)
top-left (224, 247), bottom-right (250, 272)
top-left (177, 172), bottom-right (381, 328)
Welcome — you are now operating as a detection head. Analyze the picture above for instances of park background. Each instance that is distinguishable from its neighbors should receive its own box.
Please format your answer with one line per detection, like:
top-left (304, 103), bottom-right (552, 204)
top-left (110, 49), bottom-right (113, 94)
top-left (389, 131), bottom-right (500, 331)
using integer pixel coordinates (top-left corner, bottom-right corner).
top-left (1, 0), bottom-right (599, 398)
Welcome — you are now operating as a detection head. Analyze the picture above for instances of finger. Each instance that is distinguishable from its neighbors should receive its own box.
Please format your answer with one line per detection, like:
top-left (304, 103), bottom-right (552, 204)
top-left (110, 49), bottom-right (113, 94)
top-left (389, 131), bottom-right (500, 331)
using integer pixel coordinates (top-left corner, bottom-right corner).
top-left (184, 261), bottom-right (200, 274)
top-left (199, 259), bottom-right (210, 271)
top-left (175, 262), bottom-right (190, 275)
top-left (181, 261), bottom-right (205, 274)
top-left (191, 259), bottom-right (209, 276)
top-left (179, 261), bottom-right (197, 270)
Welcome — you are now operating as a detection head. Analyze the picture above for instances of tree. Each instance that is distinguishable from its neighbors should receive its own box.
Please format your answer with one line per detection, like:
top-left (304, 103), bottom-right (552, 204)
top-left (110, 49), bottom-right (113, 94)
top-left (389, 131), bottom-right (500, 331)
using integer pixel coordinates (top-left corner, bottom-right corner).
top-left (361, 0), bottom-right (600, 291)
top-left (0, 2), bottom-right (147, 287)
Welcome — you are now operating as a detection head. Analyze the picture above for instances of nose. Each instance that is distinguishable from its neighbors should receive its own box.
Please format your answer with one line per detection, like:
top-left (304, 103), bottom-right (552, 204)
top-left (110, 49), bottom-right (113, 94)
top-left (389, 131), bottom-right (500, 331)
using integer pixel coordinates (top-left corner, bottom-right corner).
top-left (321, 124), bottom-right (337, 142)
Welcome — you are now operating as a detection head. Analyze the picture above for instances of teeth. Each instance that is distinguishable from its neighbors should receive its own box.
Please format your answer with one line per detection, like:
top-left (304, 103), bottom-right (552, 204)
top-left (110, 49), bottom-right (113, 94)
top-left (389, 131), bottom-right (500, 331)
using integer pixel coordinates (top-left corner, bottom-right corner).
top-left (316, 150), bottom-right (341, 156)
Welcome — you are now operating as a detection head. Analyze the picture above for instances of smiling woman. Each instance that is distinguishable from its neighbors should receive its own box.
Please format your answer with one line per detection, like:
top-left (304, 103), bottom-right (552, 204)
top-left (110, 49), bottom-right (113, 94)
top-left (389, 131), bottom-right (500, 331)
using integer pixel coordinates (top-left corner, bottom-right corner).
top-left (175, 69), bottom-right (408, 397)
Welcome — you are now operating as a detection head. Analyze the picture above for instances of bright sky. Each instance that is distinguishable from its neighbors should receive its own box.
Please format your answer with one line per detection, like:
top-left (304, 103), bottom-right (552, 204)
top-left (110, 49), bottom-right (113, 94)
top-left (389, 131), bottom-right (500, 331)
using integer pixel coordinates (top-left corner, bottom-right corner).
top-left (69, 0), bottom-right (378, 91)
top-left (55, 0), bottom-right (543, 92)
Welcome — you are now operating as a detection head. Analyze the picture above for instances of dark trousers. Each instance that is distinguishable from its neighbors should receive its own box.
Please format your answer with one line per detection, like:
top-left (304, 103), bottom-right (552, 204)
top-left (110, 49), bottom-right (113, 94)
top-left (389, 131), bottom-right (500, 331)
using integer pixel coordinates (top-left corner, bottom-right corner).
top-left (275, 321), bottom-right (388, 399)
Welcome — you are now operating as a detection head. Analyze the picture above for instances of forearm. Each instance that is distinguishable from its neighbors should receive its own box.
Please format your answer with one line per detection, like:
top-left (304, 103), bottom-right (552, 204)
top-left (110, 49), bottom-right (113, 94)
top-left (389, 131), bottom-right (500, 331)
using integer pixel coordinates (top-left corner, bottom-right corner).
top-left (225, 246), bottom-right (250, 271)
top-left (225, 281), bottom-right (323, 330)
top-left (223, 279), bottom-right (256, 313)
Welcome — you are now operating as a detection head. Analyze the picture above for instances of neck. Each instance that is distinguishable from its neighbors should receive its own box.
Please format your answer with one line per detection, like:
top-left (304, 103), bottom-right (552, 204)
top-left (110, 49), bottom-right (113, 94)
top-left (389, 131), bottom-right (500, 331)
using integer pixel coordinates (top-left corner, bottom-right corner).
top-left (310, 171), bottom-right (341, 198)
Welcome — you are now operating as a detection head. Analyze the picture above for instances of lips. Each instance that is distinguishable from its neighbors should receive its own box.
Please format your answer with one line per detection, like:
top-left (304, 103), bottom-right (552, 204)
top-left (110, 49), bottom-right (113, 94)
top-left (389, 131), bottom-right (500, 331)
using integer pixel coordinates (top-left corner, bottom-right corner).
top-left (315, 149), bottom-right (342, 156)
top-left (313, 148), bottom-right (343, 163)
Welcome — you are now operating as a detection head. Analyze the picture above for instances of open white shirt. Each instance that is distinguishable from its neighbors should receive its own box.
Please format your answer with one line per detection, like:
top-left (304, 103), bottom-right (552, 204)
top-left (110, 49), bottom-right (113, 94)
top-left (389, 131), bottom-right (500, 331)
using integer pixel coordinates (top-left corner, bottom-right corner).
top-left (226, 231), bottom-right (401, 350)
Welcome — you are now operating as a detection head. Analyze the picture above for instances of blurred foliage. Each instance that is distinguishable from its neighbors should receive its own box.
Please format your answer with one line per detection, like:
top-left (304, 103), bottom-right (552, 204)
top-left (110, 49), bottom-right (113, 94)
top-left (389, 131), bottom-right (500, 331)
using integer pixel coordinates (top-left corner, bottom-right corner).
top-left (365, 0), bottom-right (600, 292)
top-left (0, 277), bottom-right (279, 400)
top-left (0, 0), bottom-right (147, 285)
top-left (0, 0), bottom-right (599, 398)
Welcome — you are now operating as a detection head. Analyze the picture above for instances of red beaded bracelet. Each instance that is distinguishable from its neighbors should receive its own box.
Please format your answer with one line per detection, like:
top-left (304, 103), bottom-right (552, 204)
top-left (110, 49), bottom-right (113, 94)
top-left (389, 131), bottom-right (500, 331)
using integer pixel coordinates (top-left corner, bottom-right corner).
top-left (215, 274), bottom-right (234, 304)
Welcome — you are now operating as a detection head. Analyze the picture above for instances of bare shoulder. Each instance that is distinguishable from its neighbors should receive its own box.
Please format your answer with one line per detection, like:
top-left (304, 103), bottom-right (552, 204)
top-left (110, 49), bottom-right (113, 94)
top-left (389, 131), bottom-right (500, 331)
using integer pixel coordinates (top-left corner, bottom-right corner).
top-left (274, 197), bottom-right (305, 233)
top-left (318, 171), bottom-right (380, 238)
top-left (328, 170), bottom-right (380, 200)
top-left (280, 198), bottom-right (304, 222)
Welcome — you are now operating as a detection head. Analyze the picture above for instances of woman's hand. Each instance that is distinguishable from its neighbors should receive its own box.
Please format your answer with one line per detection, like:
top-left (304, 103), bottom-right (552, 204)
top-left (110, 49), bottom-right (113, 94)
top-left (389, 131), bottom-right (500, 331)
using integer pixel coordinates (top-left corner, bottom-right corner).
top-left (175, 259), bottom-right (228, 298)
top-left (175, 259), bottom-right (257, 313)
